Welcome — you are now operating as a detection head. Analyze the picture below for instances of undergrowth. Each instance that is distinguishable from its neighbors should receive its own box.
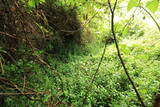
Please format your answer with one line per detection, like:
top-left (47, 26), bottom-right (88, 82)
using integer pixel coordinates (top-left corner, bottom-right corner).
top-left (1, 0), bottom-right (160, 107)
top-left (2, 29), bottom-right (160, 106)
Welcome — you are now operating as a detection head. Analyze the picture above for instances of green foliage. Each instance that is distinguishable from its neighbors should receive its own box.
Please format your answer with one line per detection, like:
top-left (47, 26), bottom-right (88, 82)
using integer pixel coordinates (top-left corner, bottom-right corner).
top-left (3, 27), bottom-right (160, 107)
top-left (146, 0), bottom-right (159, 13)
top-left (28, 0), bottom-right (45, 8)
top-left (127, 0), bottom-right (139, 11)
top-left (1, 0), bottom-right (160, 106)
top-left (114, 20), bottom-right (145, 39)
top-left (127, 0), bottom-right (159, 13)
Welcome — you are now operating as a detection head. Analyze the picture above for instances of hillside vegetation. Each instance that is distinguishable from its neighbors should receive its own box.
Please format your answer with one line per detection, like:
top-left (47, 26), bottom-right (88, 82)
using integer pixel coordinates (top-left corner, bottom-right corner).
top-left (0, 0), bottom-right (160, 107)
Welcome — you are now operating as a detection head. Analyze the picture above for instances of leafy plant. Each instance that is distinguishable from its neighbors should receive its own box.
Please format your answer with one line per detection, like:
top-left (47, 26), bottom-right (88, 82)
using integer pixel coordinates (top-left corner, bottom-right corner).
top-left (146, 0), bottom-right (159, 13)
top-left (127, 0), bottom-right (139, 11)
top-left (28, 0), bottom-right (45, 8)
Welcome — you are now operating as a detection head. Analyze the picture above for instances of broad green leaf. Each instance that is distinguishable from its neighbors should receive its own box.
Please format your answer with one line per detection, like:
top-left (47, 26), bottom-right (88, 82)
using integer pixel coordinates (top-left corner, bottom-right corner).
top-left (127, 0), bottom-right (139, 11)
top-left (28, 0), bottom-right (45, 8)
top-left (39, 0), bottom-right (45, 3)
top-left (146, 0), bottom-right (159, 13)
top-left (122, 27), bottom-right (129, 36)
top-left (28, 0), bottom-right (36, 8)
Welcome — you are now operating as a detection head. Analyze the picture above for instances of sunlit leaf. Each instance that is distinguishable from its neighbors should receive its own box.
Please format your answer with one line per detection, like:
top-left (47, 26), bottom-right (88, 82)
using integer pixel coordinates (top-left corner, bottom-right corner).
top-left (146, 0), bottom-right (159, 13)
top-left (39, 0), bottom-right (45, 3)
top-left (28, 0), bottom-right (45, 8)
top-left (28, 0), bottom-right (36, 8)
top-left (122, 27), bottom-right (129, 36)
top-left (127, 0), bottom-right (139, 11)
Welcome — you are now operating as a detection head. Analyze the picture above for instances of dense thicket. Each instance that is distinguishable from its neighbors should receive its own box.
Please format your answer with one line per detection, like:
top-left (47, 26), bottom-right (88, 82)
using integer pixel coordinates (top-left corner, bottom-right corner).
top-left (0, 0), bottom-right (160, 107)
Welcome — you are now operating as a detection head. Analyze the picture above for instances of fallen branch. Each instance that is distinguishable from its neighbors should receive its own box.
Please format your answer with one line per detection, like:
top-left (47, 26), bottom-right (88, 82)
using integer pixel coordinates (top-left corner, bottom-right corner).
top-left (0, 31), bottom-right (18, 39)
top-left (0, 92), bottom-right (49, 96)
top-left (0, 77), bottom-right (50, 101)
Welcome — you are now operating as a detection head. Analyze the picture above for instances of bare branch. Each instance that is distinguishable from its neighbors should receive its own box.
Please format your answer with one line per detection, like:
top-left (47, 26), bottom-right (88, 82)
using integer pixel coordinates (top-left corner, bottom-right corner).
top-left (113, 0), bottom-right (118, 12)
top-left (107, 0), bottom-right (146, 107)
top-left (0, 31), bottom-right (19, 39)
top-left (140, 6), bottom-right (160, 32)
top-left (108, 0), bottom-right (113, 13)
top-left (0, 92), bottom-right (49, 96)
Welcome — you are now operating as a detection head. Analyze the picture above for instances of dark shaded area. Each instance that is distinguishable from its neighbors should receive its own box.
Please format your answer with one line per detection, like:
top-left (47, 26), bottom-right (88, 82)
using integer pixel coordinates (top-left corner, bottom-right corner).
top-left (153, 94), bottom-right (160, 107)
top-left (43, 5), bottom-right (81, 43)
top-left (0, 0), bottom-right (83, 62)
top-left (0, 0), bottom-right (44, 62)
top-left (0, 0), bottom-right (84, 106)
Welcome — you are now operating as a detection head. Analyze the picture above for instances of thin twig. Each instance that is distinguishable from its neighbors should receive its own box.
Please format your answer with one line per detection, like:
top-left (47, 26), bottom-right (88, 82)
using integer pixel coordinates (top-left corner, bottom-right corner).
top-left (0, 92), bottom-right (49, 96)
top-left (1, 51), bottom-right (16, 63)
top-left (82, 38), bottom-right (108, 105)
top-left (22, 74), bottom-right (26, 92)
top-left (0, 31), bottom-right (18, 39)
top-left (119, 0), bottom-right (141, 36)
top-left (140, 6), bottom-right (160, 32)
top-left (0, 55), bottom-right (5, 74)
top-left (82, 1), bottom-right (119, 105)
top-left (0, 77), bottom-right (49, 101)
top-left (108, 0), bottom-right (145, 106)
top-left (120, 5), bottom-right (139, 36)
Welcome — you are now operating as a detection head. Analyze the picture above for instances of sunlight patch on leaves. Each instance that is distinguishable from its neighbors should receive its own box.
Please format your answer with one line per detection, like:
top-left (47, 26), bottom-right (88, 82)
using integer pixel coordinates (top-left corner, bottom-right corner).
top-left (146, 0), bottom-right (159, 13)
top-left (28, 0), bottom-right (36, 8)
top-left (127, 0), bottom-right (139, 11)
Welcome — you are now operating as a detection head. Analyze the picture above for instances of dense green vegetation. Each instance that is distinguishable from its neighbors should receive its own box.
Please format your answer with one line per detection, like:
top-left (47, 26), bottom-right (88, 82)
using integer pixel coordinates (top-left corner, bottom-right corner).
top-left (0, 0), bottom-right (160, 107)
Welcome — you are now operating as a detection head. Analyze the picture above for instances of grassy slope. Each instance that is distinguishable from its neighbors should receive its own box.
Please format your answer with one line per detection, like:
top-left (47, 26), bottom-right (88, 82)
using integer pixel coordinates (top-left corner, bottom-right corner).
top-left (45, 29), bottom-right (160, 106)
top-left (5, 29), bottom-right (160, 107)
top-left (3, 8), bottom-right (160, 106)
